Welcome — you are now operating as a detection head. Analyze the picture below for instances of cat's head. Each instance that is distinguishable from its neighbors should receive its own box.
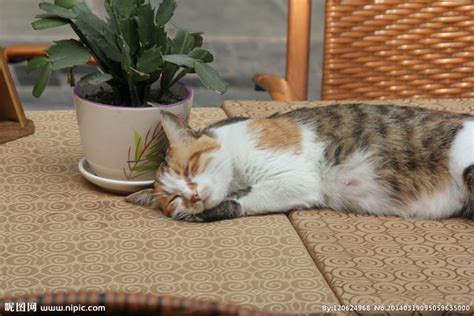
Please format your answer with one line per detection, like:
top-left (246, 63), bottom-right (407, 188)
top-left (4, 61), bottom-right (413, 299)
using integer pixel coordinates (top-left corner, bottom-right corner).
top-left (126, 112), bottom-right (233, 219)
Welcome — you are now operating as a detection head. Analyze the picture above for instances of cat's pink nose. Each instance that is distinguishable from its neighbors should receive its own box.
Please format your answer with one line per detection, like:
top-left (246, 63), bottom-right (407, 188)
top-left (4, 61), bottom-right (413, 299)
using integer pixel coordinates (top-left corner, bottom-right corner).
top-left (190, 192), bottom-right (200, 203)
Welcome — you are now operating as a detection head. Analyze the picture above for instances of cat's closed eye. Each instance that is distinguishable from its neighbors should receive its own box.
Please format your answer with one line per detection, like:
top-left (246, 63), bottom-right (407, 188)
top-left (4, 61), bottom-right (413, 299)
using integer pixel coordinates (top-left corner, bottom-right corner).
top-left (169, 195), bottom-right (181, 204)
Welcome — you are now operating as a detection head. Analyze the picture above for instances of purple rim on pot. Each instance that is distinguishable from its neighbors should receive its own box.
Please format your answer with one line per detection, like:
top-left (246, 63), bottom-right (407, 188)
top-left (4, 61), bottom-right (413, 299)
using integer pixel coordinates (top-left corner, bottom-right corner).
top-left (73, 82), bottom-right (194, 110)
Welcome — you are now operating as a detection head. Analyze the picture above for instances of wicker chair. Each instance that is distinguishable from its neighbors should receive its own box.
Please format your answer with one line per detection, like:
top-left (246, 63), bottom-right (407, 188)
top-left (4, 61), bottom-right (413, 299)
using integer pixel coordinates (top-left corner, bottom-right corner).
top-left (1, 291), bottom-right (273, 316)
top-left (257, 0), bottom-right (474, 101)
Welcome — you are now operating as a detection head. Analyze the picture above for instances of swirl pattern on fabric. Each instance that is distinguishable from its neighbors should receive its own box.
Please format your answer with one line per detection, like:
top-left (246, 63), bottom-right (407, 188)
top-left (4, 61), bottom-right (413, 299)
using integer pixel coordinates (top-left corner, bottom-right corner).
top-left (0, 108), bottom-right (338, 314)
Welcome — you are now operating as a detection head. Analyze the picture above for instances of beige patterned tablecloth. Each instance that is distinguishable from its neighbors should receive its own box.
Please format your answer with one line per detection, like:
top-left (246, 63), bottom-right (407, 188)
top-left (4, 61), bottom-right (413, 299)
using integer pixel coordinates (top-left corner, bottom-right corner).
top-left (224, 99), bottom-right (474, 310)
top-left (0, 108), bottom-right (339, 314)
top-left (289, 210), bottom-right (474, 306)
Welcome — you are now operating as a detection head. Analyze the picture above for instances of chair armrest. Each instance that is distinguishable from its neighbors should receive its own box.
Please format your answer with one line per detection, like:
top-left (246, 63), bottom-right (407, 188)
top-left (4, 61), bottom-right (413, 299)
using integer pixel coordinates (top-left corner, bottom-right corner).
top-left (3, 44), bottom-right (96, 64)
top-left (253, 73), bottom-right (296, 101)
top-left (3, 44), bottom-right (49, 62)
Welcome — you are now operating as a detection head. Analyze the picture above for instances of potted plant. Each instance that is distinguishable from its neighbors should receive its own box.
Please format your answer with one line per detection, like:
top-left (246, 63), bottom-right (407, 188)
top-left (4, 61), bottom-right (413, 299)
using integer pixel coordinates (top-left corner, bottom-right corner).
top-left (28, 0), bottom-right (226, 185)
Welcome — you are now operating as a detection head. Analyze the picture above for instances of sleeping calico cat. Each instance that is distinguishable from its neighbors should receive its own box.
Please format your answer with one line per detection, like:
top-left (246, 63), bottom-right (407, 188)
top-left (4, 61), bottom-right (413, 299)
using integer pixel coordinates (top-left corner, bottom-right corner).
top-left (126, 104), bottom-right (474, 222)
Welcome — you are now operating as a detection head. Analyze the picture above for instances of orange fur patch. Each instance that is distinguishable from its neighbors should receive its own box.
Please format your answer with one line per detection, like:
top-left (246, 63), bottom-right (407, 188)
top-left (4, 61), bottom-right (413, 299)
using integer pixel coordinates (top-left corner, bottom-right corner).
top-left (249, 117), bottom-right (302, 154)
top-left (154, 187), bottom-right (174, 216)
top-left (167, 135), bottom-right (220, 176)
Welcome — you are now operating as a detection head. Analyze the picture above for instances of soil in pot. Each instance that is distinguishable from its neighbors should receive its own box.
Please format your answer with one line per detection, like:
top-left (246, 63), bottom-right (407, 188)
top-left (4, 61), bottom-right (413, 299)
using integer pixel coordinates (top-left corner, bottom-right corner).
top-left (80, 83), bottom-right (185, 106)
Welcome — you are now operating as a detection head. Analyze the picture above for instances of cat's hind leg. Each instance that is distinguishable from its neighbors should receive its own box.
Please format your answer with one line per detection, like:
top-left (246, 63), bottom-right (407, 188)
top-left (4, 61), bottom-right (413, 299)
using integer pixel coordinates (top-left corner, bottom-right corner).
top-left (449, 119), bottom-right (474, 218)
top-left (464, 165), bottom-right (474, 193)
top-left (461, 165), bottom-right (474, 218)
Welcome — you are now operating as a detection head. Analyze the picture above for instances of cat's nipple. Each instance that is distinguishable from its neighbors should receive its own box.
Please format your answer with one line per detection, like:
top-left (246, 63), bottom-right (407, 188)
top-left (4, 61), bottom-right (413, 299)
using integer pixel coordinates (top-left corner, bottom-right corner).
top-left (343, 178), bottom-right (359, 186)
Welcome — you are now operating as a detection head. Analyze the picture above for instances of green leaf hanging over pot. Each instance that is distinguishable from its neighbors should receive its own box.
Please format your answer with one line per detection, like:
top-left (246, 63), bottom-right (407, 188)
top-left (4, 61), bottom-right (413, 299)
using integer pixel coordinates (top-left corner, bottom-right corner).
top-left (195, 62), bottom-right (227, 94)
top-left (46, 39), bottom-right (91, 70)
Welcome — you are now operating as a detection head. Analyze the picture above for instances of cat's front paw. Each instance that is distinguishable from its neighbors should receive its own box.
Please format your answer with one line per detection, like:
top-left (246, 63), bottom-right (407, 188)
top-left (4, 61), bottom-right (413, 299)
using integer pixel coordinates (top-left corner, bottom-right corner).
top-left (197, 200), bottom-right (242, 222)
top-left (172, 212), bottom-right (204, 223)
top-left (171, 200), bottom-right (242, 222)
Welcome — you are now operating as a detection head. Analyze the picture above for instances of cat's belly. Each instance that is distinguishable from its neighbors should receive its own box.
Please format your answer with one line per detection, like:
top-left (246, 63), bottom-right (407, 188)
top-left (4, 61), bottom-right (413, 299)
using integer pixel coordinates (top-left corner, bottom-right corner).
top-left (326, 176), bottom-right (466, 219)
top-left (321, 150), bottom-right (391, 215)
top-left (321, 149), bottom-right (467, 219)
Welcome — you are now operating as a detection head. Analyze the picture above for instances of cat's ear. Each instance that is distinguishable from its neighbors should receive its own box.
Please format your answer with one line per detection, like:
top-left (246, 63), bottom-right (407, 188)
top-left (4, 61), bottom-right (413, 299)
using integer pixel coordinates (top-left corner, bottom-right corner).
top-left (125, 188), bottom-right (156, 207)
top-left (160, 111), bottom-right (195, 146)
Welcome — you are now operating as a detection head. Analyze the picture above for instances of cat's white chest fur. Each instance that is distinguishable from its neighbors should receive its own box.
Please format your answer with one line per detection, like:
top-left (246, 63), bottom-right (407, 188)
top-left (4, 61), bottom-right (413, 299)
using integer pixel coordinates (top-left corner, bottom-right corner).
top-left (215, 122), bottom-right (326, 213)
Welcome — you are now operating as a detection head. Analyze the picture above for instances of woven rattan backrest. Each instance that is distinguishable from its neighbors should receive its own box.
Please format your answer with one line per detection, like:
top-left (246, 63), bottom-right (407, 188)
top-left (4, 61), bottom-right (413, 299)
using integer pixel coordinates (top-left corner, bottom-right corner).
top-left (322, 1), bottom-right (474, 100)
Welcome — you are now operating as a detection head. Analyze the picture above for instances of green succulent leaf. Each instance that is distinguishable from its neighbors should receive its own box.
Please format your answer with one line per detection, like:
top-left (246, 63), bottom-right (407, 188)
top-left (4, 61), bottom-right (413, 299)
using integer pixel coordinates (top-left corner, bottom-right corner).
top-left (46, 39), bottom-right (91, 70)
top-left (111, 0), bottom-right (139, 17)
top-left (27, 56), bottom-right (50, 73)
top-left (191, 32), bottom-right (203, 48)
top-left (163, 54), bottom-right (198, 68)
top-left (39, 2), bottom-right (77, 19)
top-left (128, 67), bottom-right (151, 81)
top-left (67, 67), bottom-right (75, 86)
top-left (34, 13), bottom-right (71, 22)
top-left (71, 3), bottom-right (121, 76)
top-left (104, 0), bottom-right (113, 16)
top-left (118, 34), bottom-right (132, 68)
top-left (78, 72), bottom-right (113, 86)
top-left (117, 17), bottom-right (139, 57)
top-left (159, 62), bottom-right (179, 90)
top-left (33, 62), bottom-right (53, 97)
top-left (154, 26), bottom-right (168, 53)
top-left (70, 1), bottom-right (90, 16)
top-left (195, 62), bottom-right (227, 94)
top-left (137, 47), bottom-right (163, 73)
top-left (188, 48), bottom-right (213, 63)
top-left (171, 28), bottom-right (194, 54)
top-left (32, 18), bottom-right (69, 30)
top-left (155, 0), bottom-right (176, 26)
top-left (35, 13), bottom-right (58, 18)
top-left (135, 3), bottom-right (155, 49)
top-left (54, 0), bottom-right (77, 9)
top-left (75, 8), bottom-right (122, 62)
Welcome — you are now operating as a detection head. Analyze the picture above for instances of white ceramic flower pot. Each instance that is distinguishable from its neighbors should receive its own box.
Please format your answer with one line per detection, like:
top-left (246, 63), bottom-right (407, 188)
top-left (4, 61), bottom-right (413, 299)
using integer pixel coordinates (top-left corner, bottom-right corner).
top-left (74, 83), bottom-right (193, 181)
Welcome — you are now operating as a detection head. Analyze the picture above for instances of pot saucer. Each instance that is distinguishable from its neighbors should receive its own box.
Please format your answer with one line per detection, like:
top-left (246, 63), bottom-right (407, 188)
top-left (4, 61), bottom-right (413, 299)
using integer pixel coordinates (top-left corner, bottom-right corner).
top-left (78, 158), bottom-right (154, 195)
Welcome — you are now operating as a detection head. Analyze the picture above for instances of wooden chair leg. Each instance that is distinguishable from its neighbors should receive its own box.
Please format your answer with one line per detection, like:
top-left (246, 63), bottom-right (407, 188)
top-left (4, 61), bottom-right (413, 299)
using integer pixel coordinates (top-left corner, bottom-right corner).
top-left (286, 0), bottom-right (311, 101)
top-left (253, 0), bottom-right (312, 101)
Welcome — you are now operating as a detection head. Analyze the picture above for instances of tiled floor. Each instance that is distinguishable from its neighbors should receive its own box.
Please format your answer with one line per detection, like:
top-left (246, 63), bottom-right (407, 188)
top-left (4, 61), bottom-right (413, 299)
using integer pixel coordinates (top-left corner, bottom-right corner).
top-left (1, 0), bottom-right (325, 110)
